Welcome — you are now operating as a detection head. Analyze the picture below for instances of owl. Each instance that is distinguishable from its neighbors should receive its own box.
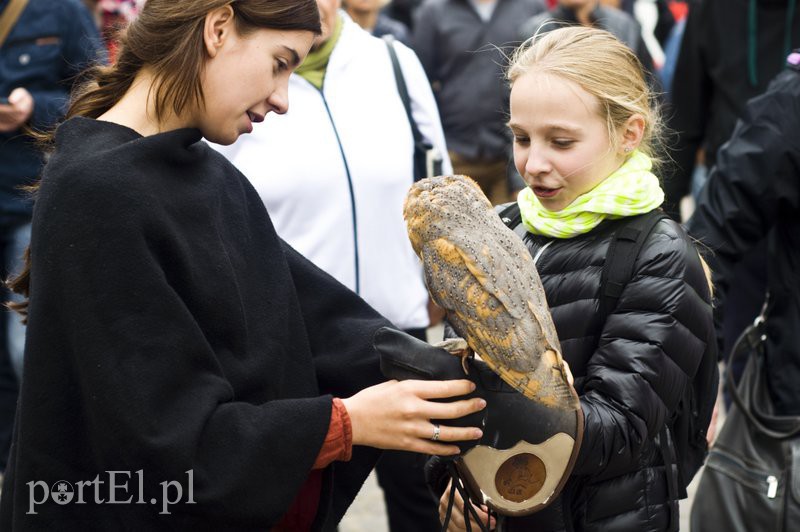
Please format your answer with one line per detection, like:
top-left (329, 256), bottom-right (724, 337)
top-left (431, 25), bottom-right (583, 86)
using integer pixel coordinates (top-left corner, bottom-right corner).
top-left (403, 175), bottom-right (579, 412)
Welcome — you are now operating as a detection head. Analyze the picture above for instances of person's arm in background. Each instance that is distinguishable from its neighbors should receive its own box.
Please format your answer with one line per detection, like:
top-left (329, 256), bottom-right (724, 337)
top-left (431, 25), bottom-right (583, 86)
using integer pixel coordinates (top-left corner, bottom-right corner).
top-left (664, 0), bottom-right (710, 220)
top-left (686, 68), bottom-right (800, 334)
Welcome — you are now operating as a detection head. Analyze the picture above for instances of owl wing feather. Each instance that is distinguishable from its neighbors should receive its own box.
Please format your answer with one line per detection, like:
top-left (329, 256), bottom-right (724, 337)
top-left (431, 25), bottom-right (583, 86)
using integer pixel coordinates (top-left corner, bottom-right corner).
top-left (422, 236), bottom-right (536, 372)
top-left (421, 231), bottom-right (575, 406)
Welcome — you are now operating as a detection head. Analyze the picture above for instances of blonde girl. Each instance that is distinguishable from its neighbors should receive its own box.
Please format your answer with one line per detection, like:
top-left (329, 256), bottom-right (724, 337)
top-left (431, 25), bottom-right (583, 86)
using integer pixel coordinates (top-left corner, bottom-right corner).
top-left (435, 26), bottom-right (717, 532)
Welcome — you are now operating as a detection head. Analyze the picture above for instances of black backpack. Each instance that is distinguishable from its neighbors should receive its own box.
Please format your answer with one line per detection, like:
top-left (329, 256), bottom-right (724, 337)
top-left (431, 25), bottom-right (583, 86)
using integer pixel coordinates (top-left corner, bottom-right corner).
top-left (497, 203), bottom-right (718, 507)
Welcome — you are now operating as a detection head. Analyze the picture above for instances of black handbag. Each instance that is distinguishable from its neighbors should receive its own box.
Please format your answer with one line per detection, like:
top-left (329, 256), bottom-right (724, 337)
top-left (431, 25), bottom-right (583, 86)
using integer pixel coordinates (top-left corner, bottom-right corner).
top-left (691, 303), bottom-right (800, 531)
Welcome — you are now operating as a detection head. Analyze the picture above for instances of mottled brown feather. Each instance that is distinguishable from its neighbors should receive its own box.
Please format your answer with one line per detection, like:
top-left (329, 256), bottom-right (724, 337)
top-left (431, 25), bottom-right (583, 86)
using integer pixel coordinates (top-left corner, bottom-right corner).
top-left (404, 175), bottom-right (579, 410)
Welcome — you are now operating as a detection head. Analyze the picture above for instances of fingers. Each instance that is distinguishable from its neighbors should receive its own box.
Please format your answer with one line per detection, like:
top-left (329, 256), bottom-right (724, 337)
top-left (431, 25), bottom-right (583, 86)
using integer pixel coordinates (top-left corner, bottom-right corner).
top-left (404, 378), bottom-right (486, 425)
top-left (405, 421), bottom-right (480, 455)
top-left (439, 481), bottom-right (466, 531)
top-left (414, 421), bottom-right (481, 447)
top-left (413, 440), bottom-right (462, 457)
top-left (8, 88), bottom-right (32, 110)
top-left (8, 88), bottom-right (26, 105)
top-left (375, 419), bottom-right (481, 456)
top-left (408, 378), bottom-right (476, 399)
top-left (435, 423), bottom-right (483, 444)
top-left (0, 88), bottom-right (33, 132)
top-left (439, 481), bottom-right (496, 531)
top-left (468, 505), bottom-right (495, 531)
top-left (425, 396), bottom-right (486, 421)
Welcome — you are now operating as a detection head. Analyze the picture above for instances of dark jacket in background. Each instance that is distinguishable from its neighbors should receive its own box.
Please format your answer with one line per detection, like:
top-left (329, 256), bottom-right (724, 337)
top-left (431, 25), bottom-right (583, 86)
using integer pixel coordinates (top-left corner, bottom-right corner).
top-left (372, 13), bottom-right (411, 45)
top-left (431, 214), bottom-right (717, 531)
top-left (519, 4), bottom-right (656, 76)
top-left (384, 0), bottom-right (424, 30)
top-left (0, 117), bottom-right (389, 530)
top-left (665, 0), bottom-right (800, 216)
top-left (412, 0), bottom-right (546, 160)
top-left (653, 0), bottom-right (676, 46)
top-left (0, 0), bottom-right (103, 223)
top-left (617, 0), bottom-right (675, 45)
top-left (687, 64), bottom-right (800, 416)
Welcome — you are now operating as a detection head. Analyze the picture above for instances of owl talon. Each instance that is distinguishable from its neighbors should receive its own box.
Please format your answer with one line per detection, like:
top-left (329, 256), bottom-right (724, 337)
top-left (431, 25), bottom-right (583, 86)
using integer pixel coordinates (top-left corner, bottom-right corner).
top-left (435, 337), bottom-right (468, 354)
top-left (434, 338), bottom-right (473, 375)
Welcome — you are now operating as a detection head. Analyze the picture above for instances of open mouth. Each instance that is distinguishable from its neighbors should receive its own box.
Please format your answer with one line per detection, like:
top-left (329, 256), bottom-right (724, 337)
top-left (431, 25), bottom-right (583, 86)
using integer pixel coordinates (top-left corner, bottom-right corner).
top-left (533, 186), bottom-right (561, 199)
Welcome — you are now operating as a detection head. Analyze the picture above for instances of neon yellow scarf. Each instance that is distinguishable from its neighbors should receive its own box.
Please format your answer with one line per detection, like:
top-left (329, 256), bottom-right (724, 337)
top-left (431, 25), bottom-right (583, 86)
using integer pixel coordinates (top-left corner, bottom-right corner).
top-left (518, 150), bottom-right (665, 239)
top-left (295, 14), bottom-right (343, 90)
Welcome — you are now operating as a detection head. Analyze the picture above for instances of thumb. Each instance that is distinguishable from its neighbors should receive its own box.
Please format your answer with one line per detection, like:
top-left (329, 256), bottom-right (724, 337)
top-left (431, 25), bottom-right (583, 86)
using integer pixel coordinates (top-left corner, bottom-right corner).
top-left (9, 88), bottom-right (32, 107)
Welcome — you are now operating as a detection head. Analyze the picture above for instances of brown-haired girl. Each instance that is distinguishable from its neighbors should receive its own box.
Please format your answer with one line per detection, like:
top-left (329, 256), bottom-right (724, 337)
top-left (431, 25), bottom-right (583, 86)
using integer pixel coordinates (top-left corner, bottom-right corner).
top-left (435, 27), bottom-right (717, 531)
top-left (0, 1), bottom-right (484, 529)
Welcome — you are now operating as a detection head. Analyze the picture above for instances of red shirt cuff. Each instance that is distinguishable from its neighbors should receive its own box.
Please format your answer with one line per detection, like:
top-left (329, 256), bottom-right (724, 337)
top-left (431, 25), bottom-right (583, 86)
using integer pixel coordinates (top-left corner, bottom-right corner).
top-left (312, 397), bottom-right (353, 470)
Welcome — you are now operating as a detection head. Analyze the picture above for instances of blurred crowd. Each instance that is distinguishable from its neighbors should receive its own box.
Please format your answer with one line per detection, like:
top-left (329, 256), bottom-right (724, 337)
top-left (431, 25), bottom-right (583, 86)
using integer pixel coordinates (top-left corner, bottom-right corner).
top-left (1, 0), bottom-right (798, 530)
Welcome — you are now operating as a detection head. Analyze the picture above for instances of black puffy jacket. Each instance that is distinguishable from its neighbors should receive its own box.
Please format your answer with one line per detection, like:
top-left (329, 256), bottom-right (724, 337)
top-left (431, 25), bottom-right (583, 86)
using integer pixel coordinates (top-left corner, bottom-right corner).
top-left (433, 214), bottom-right (717, 531)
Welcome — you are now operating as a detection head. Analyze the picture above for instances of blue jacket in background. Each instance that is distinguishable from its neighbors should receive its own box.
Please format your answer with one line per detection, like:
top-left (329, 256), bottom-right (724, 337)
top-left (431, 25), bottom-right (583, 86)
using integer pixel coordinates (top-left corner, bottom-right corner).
top-left (0, 0), bottom-right (104, 224)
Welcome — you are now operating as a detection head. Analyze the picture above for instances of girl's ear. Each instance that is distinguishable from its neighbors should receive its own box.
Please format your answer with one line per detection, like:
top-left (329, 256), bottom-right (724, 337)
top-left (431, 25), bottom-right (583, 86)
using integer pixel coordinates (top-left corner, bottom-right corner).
top-left (619, 113), bottom-right (645, 154)
top-left (203, 5), bottom-right (235, 59)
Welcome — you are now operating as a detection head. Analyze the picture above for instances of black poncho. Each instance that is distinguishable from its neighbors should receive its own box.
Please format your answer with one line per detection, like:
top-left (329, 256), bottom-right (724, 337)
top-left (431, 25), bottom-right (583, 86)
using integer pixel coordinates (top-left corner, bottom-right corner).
top-left (0, 117), bottom-right (388, 530)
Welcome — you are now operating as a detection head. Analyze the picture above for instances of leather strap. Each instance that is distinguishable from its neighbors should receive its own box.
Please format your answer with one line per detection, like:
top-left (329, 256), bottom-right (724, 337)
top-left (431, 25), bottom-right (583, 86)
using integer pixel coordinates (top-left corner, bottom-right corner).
top-left (383, 35), bottom-right (438, 182)
top-left (441, 460), bottom-right (492, 532)
top-left (726, 299), bottom-right (800, 439)
top-left (0, 0), bottom-right (29, 49)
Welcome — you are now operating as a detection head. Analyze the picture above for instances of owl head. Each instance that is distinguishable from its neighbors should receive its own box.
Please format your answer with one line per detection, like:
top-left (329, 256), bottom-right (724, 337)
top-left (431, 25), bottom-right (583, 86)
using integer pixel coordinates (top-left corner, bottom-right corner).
top-left (403, 175), bottom-right (493, 254)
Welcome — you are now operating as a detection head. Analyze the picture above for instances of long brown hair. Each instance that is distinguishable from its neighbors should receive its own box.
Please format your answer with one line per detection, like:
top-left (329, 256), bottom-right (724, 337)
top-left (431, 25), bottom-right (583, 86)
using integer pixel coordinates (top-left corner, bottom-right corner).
top-left (7, 0), bottom-right (321, 319)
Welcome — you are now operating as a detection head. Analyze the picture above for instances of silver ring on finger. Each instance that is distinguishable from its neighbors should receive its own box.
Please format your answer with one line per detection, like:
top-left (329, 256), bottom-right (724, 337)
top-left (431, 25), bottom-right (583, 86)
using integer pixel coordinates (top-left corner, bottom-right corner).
top-left (431, 423), bottom-right (441, 441)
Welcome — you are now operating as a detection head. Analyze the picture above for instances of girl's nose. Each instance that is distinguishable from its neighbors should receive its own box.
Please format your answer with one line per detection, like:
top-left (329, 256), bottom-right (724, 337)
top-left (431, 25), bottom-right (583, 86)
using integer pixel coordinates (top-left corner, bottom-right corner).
top-left (524, 146), bottom-right (551, 178)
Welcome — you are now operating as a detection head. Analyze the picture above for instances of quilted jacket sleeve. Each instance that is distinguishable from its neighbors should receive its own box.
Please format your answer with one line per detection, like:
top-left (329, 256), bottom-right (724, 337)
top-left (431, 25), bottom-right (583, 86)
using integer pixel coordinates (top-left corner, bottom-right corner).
top-left (572, 220), bottom-right (715, 480)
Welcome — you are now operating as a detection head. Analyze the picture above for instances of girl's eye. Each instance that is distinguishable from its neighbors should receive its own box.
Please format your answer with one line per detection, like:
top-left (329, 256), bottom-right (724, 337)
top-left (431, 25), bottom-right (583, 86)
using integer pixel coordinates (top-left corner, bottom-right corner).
top-left (275, 59), bottom-right (289, 74)
top-left (514, 135), bottom-right (530, 145)
top-left (552, 139), bottom-right (574, 148)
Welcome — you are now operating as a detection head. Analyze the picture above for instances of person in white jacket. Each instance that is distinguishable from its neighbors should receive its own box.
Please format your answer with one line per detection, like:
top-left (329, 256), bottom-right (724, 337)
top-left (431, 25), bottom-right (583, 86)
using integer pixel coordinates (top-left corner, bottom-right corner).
top-left (213, 2), bottom-right (451, 530)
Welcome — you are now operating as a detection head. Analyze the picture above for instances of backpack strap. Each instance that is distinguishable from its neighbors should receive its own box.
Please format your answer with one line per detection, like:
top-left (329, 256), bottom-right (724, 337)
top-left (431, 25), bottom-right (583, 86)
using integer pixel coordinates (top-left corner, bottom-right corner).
top-left (0, 0), bottom-right (30, 48)
top-left (383, 35), bottom-right (430, 182)
top-left (497, 205), bottom-right (667, 319)
top-left (597, 210), bottom-right (667, 324)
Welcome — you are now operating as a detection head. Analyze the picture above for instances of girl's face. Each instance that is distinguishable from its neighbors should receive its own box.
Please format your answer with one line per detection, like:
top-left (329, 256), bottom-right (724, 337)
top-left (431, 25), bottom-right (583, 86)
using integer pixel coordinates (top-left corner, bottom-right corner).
top-left (198, 21), bottom-right (314, 145)
top-left (509, 71), bottom-right (625, 212)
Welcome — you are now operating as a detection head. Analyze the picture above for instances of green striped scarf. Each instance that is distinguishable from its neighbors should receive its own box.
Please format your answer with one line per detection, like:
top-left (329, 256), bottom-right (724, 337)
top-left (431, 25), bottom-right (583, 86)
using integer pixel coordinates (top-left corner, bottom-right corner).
top-left (518, 150), bottom-right (665, 239)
